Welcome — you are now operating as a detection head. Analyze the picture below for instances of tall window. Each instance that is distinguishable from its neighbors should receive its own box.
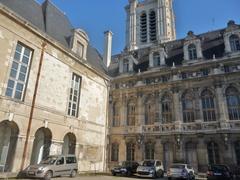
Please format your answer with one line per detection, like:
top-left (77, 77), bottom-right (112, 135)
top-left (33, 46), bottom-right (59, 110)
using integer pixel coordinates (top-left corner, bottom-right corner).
top-left (162, 94), bottom-right (173, 123)
top-left (6, 43), bottom-right (33, 100)
top-left (235, 141), bottom-right (240, 165)
top-left (149, 10), bottom-right (157, 42)
top-left (226, 87), bottom-right (240, 120)
top-left (201, 90), bottom-right (216, 122)
top-left (68, 74), bottom-right (81, 117)
top-left (182, 92), bottom-right (195, 123)
top-left (111, 143), bottom-right (119, 162)
top-left (230, 34), bottom-right (240, 52)
top-left (207, 142), bottom-right (220, 164)
top-left (126, 142), bottom-right (135, 161)
top-left (123, 59), bottom-right (129, 73)
top-left (127, 101), bottom-right (135, 126)
top-left (145, 142), bottom-right (155, 159)
top-left (76, 41), bottom-right (84, 58)
top-left (188, 44), bottom-right (197, 60)
top-left (140, 12), bottom-right (147, 43)
top-left (113, 103), bottom-right (120, 127)
top-left (145, 100), bottom-right (155, 125)
top-left (153, 52), bottom-right (160, 67)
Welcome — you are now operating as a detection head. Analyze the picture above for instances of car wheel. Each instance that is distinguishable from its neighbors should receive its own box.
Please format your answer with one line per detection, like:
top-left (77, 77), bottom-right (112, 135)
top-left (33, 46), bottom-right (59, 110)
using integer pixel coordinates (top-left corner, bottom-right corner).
top-left (158, 169), bottom-right (164, 178)
top-left (168, 177), bottom-right (172, 180)
top-left (127, 170), bottom-right (132, 176)
top-left (44, 171), bottom-right (52, 180)
top-left (112, 172), bottom-right (116, 176)
top-left (70, 170), bottom-right (77, 178)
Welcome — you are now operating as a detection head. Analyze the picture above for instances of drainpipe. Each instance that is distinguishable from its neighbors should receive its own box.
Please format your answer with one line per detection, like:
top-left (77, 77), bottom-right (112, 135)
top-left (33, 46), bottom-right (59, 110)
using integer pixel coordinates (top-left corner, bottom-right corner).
top-left (20, 41), bottom-right (47, 170)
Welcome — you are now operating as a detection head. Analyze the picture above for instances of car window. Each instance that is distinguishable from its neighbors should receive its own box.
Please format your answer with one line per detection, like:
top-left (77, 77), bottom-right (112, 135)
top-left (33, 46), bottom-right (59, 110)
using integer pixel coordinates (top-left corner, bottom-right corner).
top-left (170, 164), bottom-right (185, 169)
top-left (66, 156), bottom-right (77, 164)
top-left (143, 160), bottom-right (155, 167)
top-left (210, 165), bottom-right (228, 172)
top-left (56, 157), bottom-right (64, 165)
top-left (187, 165), bottom-right (192, 169)
top-left (156, 161), bottom-right (161, 166)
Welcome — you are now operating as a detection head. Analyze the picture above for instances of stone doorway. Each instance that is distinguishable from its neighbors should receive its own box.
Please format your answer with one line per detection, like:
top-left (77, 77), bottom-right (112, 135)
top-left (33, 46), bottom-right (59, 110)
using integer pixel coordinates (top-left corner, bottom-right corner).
top-left (30, 128), bottom-right (52, 165)
top-left (0, 120), bottom-right (19, 172)
top-left (163, 143), bottom-right (173, 171)
top-left (62, 133), bottom-right (76, 155)
top-left (185, 142), bottom-right (198, 171)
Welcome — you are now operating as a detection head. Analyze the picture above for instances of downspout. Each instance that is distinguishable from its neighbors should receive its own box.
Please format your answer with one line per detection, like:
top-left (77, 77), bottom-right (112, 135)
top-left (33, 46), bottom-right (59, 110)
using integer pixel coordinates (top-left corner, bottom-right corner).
top-left (103, 79), bottom-right (110, 172)
top-left (20, 41), bottom-right (47, 170)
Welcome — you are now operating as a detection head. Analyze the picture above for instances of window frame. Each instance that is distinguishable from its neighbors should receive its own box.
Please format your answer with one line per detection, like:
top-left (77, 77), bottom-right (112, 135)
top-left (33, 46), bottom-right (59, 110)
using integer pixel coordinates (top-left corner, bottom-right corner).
top-left (188, 44), bottom-right (197, 60)
top-left (226, 87), bottom-right (240, 120)
top-left (201, 90), bottom-right (216, 122)
top-left (161, 94), bottom-right (173, 124)
top-left (5, 42), bottom-right (33, 101)
top-left (67, 73), bottom-right (82, 117)
top-left (182, 92), bottom-right (195, 123)
top-left (229, 34), bottom-right (240, 52)
top-left (111, 143), bottom-right (119, 162)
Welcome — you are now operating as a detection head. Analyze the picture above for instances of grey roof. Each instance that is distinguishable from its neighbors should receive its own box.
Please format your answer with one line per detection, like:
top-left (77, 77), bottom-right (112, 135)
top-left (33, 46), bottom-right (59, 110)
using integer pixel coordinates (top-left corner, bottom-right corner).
top-left (0, 0), bottom-right (106, 74)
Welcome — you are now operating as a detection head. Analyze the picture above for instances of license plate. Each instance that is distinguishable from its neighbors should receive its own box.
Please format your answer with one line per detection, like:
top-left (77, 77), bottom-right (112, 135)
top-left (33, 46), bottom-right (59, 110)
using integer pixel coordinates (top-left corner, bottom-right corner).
top-left (115, 170), bottom-right (120, 172)
top-left (214, 173), bottom-right (222, 176)
top-left (28, 171), bottom-right (35, 175)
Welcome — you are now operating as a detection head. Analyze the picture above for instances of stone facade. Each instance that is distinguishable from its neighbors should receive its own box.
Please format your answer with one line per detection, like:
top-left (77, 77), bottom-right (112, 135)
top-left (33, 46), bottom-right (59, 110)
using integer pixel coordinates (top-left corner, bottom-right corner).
top-left (108, 1), bottom-right (240, 173)
top-left (0, 1), bottom-right (109, 173)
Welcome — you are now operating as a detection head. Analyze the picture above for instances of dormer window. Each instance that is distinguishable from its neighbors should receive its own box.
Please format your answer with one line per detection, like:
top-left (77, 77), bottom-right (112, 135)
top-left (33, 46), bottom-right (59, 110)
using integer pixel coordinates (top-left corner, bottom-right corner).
top-left (123, 59), bottom-right (129, 73)
top-left (71, 29), bottom-right (89, 60)
top-left (230, 34), bottom-right (240, 52)
top-left (153, 52), bottom-right (160, 66)
top-left (188, 44), bottom-right (197, 60)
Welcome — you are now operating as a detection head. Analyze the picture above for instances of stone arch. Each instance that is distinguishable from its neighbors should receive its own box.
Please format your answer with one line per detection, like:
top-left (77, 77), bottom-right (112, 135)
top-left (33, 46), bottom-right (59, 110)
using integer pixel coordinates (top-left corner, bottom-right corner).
top-left (30, 127), bottom-right (52, 165)
top-left (0, 120), bottom-right (19, 172)
top-left (62, 133), bottom-right (76, 155)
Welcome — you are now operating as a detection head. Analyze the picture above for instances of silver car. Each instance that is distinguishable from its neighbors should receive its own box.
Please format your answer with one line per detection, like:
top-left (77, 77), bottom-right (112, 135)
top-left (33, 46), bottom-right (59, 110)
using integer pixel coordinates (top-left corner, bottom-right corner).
top-left (136, 160), bottom-right (164, 178)
top-left (167, 163), bottom-right (195, 180)
top-left (24, 155), bottom-right (78, 180)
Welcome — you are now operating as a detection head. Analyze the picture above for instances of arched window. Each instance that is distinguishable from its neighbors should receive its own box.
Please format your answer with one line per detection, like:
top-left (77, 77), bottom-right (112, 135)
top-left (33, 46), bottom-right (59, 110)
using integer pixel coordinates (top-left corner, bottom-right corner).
top-left (188, 44), bottom-right (197, 60)
top-left (235, 141), bottom-right (240, 165)
top-left (145, 99), bottom-right (155, 125)
top-left (112, 103), bottom-right (120, 127)
top-left (127, 101), bottom-right (135, 126)
top-left (230, 34), bottom-right (240, 52)
top-left (126, 142), bottom-right (135, 161)
top-left (207, 142), bottom-right (220, 164)
top-left (226, 87), bottom-right (240, 120)
top-left (162, 94), bottom-right (173, 123)
top-left (123, 59), bottom-right (129, 73)
top-left (149, 10), bottom-right (157, 42)
top-left (182, 92), bottom-right (195, 123)
top-left (145, 142), bottom-right (155, 159)
top-left (111, 143), bottom-right (119, 162)
top-left (201, 90), bottom-right (216, 122)
top-left (153, 52), bottom-right (160, 67)
top-left (140, 12), bottom-right (147, 43)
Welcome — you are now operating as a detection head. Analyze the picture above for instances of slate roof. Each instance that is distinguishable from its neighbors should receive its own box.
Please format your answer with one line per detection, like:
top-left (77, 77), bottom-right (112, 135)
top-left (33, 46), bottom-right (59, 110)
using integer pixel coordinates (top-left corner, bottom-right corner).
top-left (109, 28), bottom-right (228, 77)
top-left (0, 0), bottom-right (106, 74)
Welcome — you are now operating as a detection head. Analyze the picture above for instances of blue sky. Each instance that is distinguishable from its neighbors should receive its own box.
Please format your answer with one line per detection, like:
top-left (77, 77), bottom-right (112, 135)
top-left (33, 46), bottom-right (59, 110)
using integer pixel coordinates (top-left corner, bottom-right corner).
top-left (36, 0), bottom-right (240, 55)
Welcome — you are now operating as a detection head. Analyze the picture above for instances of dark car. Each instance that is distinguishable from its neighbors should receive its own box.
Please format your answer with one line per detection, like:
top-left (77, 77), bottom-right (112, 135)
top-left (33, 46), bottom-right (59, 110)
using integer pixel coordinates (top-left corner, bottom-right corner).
top-left (207, 164), bottom-right (233, 180)
top-left (111, 161), bottom-right (139, 176)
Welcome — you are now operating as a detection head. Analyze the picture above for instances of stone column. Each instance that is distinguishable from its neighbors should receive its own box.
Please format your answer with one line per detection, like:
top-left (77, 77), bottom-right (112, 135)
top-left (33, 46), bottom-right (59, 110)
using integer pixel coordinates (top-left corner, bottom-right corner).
top-left (197, 138), bottom-right (208, 172)
top-left (128, 0), bottom-right (137, 50)
top-left (149, 52), bottom-right (154, 68)
top-left (172, 88), bottom-right (182, 128)
top-left (120, 96), bottom-right (127, 126)
top-left (160, 50), bottom-right (166, 66)
top-left (136, 92), bottom-right (144, 126)
top-left (155, 138), bottom-right (164, 161)
top-left (215, 83), bottom-right (229, 129)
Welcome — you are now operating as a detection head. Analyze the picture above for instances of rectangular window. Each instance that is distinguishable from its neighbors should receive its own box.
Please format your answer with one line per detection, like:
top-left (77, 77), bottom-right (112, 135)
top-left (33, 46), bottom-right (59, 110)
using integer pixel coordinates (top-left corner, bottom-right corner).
top-left (76, 41), bottom-right (84, 58)
top-left (68, 74), bottom-right (81, 117)
top-left (6, 43), bottom-right (33, 101)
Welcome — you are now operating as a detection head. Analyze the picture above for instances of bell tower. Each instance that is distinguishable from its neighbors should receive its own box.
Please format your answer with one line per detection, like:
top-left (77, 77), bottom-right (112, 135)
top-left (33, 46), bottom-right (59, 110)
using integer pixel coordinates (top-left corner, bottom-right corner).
top-left (125, 0), bottom-right (176, 51)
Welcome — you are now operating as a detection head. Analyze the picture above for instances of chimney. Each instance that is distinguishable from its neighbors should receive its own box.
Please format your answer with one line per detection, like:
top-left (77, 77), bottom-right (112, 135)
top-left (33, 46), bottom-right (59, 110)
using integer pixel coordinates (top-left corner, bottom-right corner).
top-left (103, 31), bottom-right (113, 68)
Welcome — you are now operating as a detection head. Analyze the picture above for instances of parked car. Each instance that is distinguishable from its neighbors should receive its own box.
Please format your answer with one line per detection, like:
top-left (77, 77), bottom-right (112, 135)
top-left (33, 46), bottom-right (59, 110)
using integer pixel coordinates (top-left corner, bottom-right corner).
top-left (136, 160), bottom-right (164, 178)
top-left (167, 163), bottom-right (195, 180)
top-left (207, 164), bottom-right (233, 180)
top-left (24, 155), bottom-right (78, 180)
top-left (111, 161), bottom-right (139, 176)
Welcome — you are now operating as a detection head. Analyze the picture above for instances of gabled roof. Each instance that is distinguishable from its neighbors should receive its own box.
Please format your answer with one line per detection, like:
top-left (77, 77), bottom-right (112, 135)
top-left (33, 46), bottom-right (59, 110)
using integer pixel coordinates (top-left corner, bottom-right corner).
top-left (0, 0), bottom-right (107, 74)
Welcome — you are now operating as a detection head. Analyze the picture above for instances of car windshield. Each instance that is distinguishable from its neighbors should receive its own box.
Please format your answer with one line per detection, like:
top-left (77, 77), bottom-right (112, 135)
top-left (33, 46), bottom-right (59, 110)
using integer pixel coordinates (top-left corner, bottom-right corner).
top-left (171, 164), bottom-right (185, 169)
top-left (143, 160), bottom-right (155, 167)
top-left (122, 161), bottom-right (131, 166)
top-left (40, 156), bottom-right (58, 165)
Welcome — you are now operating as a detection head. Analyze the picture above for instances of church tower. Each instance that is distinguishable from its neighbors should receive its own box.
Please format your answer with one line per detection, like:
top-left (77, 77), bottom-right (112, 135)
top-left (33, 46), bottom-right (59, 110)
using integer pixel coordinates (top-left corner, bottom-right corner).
top-left (125, 0), bottom-right (176, 51)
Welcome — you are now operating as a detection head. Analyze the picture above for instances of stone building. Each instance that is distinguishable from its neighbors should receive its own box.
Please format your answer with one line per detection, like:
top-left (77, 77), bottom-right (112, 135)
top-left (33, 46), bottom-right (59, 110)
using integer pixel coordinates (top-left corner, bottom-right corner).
top-left (0, 0), bottom-right (109, 173)
top-left (108, 0), bottom-right (240, 173)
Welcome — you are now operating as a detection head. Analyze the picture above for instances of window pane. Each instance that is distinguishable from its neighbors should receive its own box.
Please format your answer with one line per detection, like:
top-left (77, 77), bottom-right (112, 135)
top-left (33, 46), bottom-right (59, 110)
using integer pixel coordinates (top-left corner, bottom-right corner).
top-left (22, 56), bottom-right (29, 65)
top-left (6, 88), bottom-right (13, 97)
top-left (10, 69), bottom-right (17, 78)
top-left (14, 91), bottom-right (22, 99)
